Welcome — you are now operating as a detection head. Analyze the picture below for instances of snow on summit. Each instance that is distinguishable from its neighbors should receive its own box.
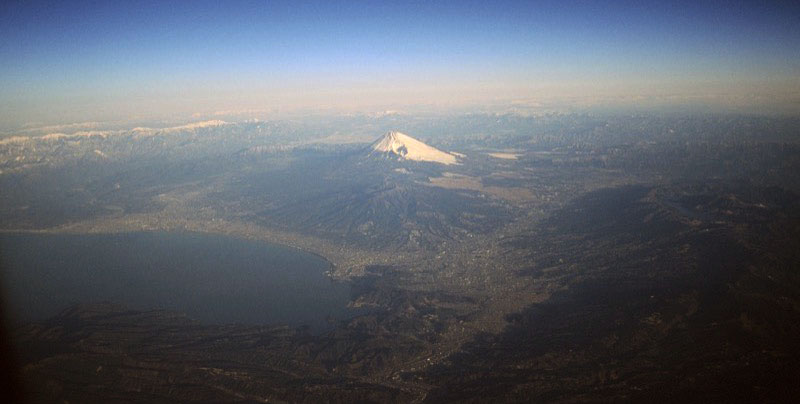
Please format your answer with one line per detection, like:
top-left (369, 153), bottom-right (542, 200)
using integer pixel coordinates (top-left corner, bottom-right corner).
top-left (371, 131), bottom-right (459, 165)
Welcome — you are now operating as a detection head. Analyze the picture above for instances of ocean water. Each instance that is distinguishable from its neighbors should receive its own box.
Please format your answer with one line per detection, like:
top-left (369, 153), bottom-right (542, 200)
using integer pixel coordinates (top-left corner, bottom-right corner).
top-left (0, 232), bottom-right (358, 332)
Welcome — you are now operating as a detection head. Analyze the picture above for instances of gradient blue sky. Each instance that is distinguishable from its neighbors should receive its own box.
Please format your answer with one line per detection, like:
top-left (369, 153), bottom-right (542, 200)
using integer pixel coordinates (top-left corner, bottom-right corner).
top-left (1, 0), bottom-right (799, 128)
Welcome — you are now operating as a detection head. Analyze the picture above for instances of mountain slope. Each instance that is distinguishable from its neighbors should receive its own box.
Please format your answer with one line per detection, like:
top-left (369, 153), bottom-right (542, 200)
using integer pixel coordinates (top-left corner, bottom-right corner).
top-left (371, 131), bottom-right (458, 165)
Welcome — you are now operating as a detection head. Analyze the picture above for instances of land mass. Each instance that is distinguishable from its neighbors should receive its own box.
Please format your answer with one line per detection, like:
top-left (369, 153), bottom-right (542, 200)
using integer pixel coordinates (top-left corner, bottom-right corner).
top-left (3, 114), bottom-right (800, 402)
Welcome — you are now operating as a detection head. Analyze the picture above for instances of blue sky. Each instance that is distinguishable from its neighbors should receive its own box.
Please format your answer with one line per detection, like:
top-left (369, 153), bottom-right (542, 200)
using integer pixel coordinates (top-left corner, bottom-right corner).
top-left (1, 0), bottom-right (799, 127)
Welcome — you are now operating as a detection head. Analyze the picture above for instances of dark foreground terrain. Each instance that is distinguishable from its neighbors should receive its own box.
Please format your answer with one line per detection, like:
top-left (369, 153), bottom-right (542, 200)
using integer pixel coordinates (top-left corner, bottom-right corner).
top-left (422, 184), bottom-right (800, 402)
top-left (10, 182), bottom-right (800, 403)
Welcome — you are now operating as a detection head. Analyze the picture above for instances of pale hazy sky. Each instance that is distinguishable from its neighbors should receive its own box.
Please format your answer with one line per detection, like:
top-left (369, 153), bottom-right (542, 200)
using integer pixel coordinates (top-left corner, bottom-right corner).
top-left (1, 0), bottom-right (799, 129)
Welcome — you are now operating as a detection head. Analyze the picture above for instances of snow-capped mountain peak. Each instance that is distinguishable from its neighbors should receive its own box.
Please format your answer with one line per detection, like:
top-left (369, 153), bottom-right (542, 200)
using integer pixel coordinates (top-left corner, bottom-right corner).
top-left (370, 131), bottom-right (458, 165)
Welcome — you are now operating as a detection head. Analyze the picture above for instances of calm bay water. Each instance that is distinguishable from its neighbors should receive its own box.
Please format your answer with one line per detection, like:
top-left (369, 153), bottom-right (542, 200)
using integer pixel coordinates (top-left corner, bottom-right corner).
top-left (0, 232), bottom-right (357, 331)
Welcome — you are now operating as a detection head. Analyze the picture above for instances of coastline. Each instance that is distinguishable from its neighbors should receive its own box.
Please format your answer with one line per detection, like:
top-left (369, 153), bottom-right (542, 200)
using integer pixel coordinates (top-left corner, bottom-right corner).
top-left (0, 226), bottom-right (343, 279)
top-left (0, 215), bottom-right (386, 280)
